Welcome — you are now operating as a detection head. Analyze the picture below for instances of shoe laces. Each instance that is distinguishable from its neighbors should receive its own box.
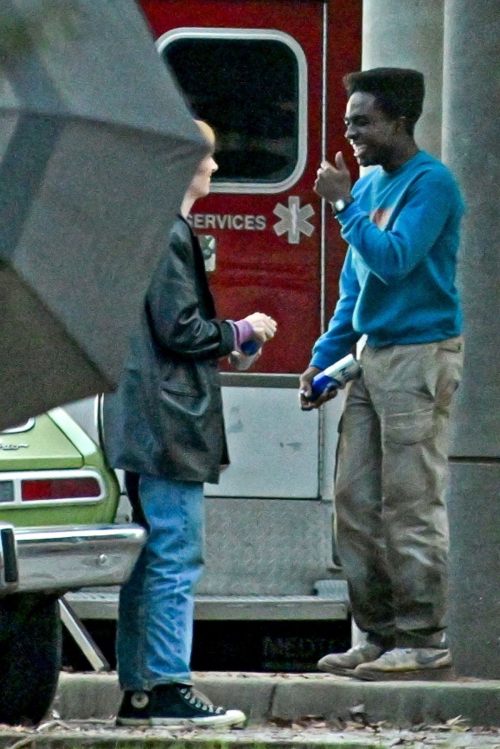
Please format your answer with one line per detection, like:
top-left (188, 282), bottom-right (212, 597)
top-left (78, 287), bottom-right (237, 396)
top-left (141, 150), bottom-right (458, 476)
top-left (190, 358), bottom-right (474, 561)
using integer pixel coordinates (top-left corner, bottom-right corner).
top-left (179, 686), bottom-right (224, 714)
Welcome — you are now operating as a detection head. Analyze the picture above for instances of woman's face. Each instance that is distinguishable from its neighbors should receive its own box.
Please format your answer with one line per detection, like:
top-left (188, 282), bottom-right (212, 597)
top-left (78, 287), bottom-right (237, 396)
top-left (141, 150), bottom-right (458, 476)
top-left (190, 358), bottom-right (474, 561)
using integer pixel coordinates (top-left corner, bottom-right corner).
top-left (188, 153), bottom-right (218, 200)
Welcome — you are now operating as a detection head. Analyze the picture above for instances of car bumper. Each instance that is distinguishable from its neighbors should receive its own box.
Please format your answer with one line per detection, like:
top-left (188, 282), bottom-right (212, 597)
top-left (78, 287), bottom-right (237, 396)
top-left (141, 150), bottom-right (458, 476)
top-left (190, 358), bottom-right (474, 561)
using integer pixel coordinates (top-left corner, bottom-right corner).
top-left (0, 523), bottom-right (146, 596)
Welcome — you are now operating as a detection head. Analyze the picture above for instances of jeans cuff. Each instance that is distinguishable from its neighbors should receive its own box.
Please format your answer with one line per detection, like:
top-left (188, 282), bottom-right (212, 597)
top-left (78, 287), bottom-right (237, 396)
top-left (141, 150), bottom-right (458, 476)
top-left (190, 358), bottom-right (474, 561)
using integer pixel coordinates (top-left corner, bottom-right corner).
top-left (120, 677), bottom-right (193, 692)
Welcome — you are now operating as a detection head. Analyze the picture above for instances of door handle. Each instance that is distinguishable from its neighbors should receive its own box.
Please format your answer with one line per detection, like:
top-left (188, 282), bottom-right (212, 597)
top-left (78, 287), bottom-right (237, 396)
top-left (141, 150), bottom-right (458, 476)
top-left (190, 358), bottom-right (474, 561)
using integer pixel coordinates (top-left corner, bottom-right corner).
top-left (199, 234), bottom-right (217, 272)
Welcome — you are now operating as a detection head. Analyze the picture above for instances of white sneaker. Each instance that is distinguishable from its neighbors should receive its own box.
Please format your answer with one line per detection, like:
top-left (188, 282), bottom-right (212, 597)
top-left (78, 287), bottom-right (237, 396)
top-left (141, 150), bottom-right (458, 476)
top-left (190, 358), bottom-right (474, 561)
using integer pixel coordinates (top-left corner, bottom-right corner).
top-left (353, 647), bottom-right (454, 681)
top-left (317, 642), bottom-right (386, 676)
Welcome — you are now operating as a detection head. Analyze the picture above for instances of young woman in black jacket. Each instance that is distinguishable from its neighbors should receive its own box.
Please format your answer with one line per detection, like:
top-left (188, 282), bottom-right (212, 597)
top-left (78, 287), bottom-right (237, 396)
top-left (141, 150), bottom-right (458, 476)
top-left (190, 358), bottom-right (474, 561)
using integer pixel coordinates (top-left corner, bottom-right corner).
top-left (105, 121), bottom-right (276, 728)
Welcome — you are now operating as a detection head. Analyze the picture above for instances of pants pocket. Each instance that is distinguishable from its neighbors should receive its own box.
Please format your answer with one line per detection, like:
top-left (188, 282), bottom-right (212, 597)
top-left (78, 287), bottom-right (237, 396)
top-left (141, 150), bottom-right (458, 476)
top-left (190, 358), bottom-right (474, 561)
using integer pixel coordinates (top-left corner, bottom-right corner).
top-left (437, 336), bottom-right (464, 354)
top-left (384, 405), bottom-right (437, 444)
top-left (436, 339), bottom-right (464, 410)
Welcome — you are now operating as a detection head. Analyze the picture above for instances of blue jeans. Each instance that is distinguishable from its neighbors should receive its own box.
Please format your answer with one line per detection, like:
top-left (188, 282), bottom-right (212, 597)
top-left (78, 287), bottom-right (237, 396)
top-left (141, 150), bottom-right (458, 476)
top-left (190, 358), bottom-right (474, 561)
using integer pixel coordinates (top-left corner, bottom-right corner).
top-left (116, 475), bottom-right (205, 691)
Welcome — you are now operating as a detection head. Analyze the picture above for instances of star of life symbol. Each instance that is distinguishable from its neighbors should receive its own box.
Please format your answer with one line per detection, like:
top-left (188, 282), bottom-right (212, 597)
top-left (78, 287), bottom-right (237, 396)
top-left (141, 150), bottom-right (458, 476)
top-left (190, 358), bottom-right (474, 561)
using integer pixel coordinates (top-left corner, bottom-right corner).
top-left (273, 196), bottom-right (315, 245)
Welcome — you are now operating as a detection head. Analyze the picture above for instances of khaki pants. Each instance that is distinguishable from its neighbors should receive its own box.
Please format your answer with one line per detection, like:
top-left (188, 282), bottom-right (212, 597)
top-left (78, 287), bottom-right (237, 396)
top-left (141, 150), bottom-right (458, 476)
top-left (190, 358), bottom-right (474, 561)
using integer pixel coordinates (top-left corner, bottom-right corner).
top-left (335, 337), bottom-right (464, 648)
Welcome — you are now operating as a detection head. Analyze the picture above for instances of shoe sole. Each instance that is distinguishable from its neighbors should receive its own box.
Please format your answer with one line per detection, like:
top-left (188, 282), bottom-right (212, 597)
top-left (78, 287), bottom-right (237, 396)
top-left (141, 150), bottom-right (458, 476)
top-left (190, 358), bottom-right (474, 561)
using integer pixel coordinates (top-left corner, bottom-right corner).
top-left (317, 663), bottom-right (357, 677)
top-left (150, 716), bottom-right (246, 728)
top-left (117, 716), bottom-right (246, 728)
top-left (353, 665), bottom-right (456, 682)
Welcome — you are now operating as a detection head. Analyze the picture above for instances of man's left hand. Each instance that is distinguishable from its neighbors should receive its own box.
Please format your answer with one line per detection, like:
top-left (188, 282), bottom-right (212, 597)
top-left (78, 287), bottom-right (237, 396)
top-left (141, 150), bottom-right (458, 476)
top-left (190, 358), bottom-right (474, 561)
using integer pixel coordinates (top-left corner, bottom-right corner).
top-left (314, 152), bottom-right (352, 204)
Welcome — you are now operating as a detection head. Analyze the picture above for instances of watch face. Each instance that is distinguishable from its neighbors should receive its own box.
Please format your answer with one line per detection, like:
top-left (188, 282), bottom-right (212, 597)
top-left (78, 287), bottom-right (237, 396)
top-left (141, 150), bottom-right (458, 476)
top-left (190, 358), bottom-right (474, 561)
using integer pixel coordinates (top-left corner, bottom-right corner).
top-left (335, 199), bottom-right (346, 212)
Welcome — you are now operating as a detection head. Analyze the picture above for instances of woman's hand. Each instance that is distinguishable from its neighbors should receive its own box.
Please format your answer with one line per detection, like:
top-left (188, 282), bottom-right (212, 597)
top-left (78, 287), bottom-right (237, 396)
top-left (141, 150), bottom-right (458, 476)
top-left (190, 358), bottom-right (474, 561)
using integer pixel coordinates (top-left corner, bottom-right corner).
top-left (244, 312), bottom-right (277, 343)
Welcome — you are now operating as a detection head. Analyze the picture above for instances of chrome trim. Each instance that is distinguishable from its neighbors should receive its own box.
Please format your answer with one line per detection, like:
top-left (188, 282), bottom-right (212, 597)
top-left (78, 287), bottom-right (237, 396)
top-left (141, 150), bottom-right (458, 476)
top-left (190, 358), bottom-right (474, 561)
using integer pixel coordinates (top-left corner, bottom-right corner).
top-left (97, 394), bottom-right (106, 450)
top-left (12, 524), bottom-right (146, 595)
top-left (320, 2), bottom-right (328, 335)
top-left (94, 394), bottom-right (102, 447)
top-left (319, 3), bottom-right (328, 498)
top-left (156, 27), bottom-right (308, 195)
top-left (0, 469), bottom-right (106, 508)
top-left (1, 418), bottom-right (35, 435)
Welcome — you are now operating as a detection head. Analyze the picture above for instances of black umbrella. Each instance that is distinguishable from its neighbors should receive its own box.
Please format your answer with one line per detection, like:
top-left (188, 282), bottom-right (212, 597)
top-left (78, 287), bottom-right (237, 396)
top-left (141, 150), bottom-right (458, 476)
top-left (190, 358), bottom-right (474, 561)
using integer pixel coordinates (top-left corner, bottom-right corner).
top-left (0, 0), bottom-right (207, 430)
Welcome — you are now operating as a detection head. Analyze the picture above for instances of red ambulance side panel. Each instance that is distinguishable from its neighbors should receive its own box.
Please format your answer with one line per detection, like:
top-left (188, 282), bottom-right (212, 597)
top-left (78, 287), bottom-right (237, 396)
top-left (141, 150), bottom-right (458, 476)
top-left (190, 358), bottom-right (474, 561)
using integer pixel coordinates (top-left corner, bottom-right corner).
top-left (139, 0), bottom-right (361, 374)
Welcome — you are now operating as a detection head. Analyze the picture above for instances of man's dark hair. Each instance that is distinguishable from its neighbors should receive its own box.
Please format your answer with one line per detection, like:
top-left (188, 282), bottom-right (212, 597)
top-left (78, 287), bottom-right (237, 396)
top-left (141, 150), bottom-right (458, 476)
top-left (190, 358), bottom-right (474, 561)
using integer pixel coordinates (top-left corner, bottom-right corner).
top-left (343, 68), bottom-right (425, 136)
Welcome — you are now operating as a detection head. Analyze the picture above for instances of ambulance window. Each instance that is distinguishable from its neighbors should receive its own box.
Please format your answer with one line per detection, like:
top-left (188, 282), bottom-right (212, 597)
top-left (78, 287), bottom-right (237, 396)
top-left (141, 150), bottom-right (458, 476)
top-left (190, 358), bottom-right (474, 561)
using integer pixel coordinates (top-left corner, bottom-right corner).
top-left (161, 33), bottom-right (306, 193)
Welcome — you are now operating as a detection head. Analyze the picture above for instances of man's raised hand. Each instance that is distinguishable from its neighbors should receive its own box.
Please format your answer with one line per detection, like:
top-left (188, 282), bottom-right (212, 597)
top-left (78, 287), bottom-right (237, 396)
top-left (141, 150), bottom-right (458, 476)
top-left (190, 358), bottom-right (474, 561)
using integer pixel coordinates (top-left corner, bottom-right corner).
top-left (314, 152), bottom-right (352, 204)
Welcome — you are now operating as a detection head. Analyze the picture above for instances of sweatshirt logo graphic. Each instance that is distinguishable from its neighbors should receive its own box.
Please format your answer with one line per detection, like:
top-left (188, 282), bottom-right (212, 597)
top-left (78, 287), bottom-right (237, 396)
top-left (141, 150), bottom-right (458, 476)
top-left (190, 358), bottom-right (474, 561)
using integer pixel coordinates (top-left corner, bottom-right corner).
top-left (370, 207), bottom-right (393, 229)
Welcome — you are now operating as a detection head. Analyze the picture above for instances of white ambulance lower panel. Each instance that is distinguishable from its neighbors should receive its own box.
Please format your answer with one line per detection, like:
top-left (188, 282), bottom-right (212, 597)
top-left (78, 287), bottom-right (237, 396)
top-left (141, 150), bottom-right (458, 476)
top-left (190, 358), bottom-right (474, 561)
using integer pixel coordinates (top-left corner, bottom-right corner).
top-left (205, 386), bottom-right (319, 499)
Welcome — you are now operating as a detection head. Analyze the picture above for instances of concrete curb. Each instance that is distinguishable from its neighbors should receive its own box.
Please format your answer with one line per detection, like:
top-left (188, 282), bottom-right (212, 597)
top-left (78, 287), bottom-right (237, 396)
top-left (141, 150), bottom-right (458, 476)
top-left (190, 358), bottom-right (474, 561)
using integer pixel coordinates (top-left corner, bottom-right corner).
top-left (54, 672), bottom-right (500, 728)
top-left (3, 730), bottom-right (498, 749)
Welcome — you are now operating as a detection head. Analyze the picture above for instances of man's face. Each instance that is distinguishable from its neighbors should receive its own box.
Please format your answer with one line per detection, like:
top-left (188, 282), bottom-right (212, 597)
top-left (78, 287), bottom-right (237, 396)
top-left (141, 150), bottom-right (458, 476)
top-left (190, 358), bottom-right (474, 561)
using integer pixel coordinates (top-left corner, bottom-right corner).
top-left (344, 92), bottom-right (400, 168)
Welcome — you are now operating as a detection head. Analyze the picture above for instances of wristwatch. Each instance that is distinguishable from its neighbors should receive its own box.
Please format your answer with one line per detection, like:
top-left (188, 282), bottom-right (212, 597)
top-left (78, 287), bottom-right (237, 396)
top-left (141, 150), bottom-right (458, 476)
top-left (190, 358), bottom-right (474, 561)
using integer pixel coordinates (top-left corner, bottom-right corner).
top-left (332, 197), bottom-right (353, 215)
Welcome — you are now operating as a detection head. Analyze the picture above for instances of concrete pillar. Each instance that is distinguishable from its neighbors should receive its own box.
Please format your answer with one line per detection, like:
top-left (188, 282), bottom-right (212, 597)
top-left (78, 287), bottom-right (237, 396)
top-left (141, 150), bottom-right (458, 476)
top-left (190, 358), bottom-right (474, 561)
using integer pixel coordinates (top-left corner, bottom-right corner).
top-left (441, 0), bottom-right (500, 678)
top-left (362, 0), bottom-right (444, 158)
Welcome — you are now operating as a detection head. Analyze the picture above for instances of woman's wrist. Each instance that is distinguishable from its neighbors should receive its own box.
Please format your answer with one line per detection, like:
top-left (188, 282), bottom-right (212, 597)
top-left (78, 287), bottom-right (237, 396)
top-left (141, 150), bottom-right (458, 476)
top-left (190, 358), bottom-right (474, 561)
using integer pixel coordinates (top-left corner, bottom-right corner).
top-left (231, 319), bottom-right (255, 350)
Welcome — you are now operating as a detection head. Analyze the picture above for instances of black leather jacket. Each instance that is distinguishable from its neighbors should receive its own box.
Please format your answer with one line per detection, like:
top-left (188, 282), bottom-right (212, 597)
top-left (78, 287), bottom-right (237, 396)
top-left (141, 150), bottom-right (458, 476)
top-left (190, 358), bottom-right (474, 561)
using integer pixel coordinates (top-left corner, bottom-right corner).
top-left (103, 216), bottom-right (235, 483)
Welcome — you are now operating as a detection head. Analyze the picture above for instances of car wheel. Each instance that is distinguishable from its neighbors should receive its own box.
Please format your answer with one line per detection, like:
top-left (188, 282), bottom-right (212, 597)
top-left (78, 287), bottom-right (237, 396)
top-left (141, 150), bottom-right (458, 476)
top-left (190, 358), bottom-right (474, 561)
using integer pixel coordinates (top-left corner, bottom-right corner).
top-left (0, 594), bottom-right (62, 725)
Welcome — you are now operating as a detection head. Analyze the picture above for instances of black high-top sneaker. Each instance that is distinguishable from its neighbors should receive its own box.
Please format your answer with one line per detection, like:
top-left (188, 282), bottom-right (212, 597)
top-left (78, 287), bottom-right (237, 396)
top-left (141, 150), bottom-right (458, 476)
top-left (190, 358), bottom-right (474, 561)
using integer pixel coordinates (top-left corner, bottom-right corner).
top-left (149, 684), bottom-right (246, 727)
top-left (116, 690), bottom-right (152, 726)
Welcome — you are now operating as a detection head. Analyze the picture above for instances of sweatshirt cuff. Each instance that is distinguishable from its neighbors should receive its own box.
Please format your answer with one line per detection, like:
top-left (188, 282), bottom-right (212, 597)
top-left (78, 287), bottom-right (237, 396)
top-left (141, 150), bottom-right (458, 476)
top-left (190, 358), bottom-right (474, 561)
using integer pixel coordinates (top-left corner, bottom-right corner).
top-left (335, 199), bottom-right (358, 224)
top-left (309, 356), bottom-right (331, 371)
top-left (231, 319), bottom-right (254, 350)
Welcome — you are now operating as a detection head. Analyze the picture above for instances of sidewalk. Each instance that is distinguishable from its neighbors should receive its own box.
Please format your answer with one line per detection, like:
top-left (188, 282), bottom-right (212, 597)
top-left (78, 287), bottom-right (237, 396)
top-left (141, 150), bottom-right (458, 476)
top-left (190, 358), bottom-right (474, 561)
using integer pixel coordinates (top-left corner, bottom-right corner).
top-left (0, 720), bottom-right (499, 749)
top-left (53, 671), bottom-right (500, 728)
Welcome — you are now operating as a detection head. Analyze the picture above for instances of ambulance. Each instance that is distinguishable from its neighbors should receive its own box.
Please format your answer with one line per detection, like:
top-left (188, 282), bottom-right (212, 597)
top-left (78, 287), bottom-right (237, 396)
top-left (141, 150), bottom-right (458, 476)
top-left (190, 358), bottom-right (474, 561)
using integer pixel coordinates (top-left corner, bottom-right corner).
top-left (128, 0), bottom-right (363, 620)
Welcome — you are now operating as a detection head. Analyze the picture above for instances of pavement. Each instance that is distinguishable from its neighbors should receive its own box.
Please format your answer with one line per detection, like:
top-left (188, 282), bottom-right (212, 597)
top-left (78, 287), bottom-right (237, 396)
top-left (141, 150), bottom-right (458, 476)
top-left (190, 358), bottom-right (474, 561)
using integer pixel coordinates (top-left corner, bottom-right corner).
top-left (50, 671), bottom-right (500, 729)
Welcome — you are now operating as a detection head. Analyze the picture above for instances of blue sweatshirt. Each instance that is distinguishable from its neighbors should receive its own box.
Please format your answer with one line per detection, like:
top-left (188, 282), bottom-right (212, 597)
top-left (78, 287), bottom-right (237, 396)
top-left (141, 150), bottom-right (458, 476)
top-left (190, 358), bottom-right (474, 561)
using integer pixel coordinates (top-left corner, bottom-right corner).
top-left (311, 151), bottom-right (464, 371)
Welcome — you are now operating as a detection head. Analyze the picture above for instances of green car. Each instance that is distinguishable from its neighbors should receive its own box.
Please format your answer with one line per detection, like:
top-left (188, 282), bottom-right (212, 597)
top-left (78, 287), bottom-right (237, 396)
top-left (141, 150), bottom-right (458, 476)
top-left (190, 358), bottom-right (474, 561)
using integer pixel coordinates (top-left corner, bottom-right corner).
top-left (0, 402), bottom-right (145, 726)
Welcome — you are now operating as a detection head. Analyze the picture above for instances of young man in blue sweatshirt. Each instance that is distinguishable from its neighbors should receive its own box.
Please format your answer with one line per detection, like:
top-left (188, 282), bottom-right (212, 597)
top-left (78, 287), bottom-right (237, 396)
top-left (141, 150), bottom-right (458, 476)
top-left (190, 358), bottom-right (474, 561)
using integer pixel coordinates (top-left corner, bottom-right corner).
top-left (299, 68), bottom-right (464, 680)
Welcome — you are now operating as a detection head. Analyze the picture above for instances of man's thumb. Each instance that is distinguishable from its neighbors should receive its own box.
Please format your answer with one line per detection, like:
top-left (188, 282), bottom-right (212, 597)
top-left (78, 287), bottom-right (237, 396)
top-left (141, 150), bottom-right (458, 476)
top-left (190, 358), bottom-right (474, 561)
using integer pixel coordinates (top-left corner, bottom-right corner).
top-left (335, 151), bottom-right (348, 171)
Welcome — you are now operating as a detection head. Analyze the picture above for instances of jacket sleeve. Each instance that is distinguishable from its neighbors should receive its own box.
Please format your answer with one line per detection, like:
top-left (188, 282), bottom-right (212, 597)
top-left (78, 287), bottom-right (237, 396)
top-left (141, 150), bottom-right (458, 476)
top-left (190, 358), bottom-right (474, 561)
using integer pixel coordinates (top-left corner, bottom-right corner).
top-left (310, 249), bottom-right (361, 370)
top-left (146, 226), bottom-right (235, 360)
top-left (336, 172), bottom-right (460, 285)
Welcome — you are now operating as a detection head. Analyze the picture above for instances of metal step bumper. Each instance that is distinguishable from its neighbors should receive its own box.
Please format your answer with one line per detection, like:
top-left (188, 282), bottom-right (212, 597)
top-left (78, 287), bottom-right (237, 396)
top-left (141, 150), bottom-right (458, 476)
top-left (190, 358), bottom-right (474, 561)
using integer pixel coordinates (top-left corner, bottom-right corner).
top-left (66, 586), bottom-right (349, 621)
top-left (0, 523), bottom-right (146, 596)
